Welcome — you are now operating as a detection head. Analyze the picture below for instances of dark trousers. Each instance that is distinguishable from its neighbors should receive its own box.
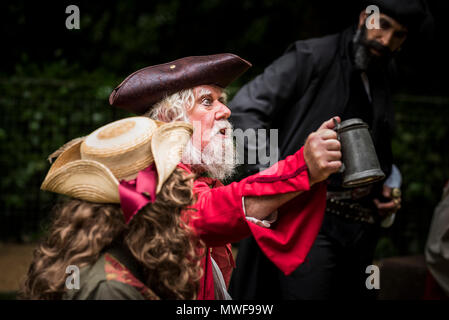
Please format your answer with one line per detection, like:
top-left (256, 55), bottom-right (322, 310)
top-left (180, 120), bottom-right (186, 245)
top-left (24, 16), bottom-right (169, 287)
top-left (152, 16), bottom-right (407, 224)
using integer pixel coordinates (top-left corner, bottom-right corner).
top-left (230, 212), bottom-right (381, 300)
top-left (279, 212), bottom-right (381, 299)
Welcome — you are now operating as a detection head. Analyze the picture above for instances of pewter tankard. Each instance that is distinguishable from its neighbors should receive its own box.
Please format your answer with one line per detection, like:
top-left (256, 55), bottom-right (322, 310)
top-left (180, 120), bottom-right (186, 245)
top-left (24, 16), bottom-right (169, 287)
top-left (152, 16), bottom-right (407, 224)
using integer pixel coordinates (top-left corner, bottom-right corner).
top-left (335, 118), bottom-right (385, 188)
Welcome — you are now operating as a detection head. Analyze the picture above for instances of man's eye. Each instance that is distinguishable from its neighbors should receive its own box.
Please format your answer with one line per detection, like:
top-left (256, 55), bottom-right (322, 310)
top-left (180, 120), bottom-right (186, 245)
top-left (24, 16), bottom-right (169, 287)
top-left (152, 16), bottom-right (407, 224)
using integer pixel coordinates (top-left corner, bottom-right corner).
top-left (380, 21), bottom-right (391, 30)
top-left (202, 98), bottom-right (212, 105)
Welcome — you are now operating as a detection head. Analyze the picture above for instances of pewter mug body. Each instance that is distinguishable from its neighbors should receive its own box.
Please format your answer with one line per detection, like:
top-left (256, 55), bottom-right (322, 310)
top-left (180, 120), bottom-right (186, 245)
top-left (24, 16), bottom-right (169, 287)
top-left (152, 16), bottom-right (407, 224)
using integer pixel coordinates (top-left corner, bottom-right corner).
top-left (336, 118), bottom-right (385, 188)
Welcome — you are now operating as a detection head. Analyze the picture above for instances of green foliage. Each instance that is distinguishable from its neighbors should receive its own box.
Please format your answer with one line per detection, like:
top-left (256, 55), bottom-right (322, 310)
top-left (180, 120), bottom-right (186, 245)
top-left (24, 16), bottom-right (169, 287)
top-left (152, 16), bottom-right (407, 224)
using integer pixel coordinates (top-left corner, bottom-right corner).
top-left (0, 67), bottom-right (130, 241)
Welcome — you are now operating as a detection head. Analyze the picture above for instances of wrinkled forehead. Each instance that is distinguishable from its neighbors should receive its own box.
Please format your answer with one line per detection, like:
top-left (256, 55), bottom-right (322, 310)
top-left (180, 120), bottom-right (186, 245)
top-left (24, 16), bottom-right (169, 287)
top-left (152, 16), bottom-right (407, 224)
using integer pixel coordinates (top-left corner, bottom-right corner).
top-left (193, 85), bottom-right (226, 100)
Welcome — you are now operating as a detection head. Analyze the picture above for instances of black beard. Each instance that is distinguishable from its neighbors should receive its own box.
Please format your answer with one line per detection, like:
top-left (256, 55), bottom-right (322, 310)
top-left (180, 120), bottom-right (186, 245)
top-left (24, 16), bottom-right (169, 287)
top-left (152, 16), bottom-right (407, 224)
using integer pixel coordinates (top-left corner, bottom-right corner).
top-left (352, 26), bottom-right (394, 71)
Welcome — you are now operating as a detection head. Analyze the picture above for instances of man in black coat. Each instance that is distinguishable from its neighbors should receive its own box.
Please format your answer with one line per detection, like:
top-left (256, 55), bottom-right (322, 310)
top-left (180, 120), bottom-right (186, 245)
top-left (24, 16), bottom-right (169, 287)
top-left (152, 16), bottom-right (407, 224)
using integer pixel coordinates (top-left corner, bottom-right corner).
top-left (228, 0), bottom-right (429, 299)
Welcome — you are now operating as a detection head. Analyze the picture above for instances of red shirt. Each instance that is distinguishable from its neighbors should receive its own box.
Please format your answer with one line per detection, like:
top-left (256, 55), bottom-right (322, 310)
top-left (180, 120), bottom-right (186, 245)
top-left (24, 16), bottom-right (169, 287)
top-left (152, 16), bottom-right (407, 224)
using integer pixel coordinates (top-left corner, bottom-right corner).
top-left (179, 146), bottom-right (327, 300)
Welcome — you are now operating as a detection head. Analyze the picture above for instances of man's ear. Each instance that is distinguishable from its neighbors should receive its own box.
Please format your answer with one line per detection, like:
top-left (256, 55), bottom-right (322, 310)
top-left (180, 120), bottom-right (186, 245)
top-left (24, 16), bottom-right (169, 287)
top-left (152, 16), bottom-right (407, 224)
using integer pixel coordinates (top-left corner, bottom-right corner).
top-left (358, 10), bottom-right (368, 29)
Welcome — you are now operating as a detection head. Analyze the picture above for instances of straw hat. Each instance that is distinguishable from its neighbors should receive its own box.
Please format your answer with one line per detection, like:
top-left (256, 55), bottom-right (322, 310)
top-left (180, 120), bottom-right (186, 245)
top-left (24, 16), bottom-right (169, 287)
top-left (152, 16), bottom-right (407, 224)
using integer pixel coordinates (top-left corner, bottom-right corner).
top-left (41, 116), bottom-right (193, 203)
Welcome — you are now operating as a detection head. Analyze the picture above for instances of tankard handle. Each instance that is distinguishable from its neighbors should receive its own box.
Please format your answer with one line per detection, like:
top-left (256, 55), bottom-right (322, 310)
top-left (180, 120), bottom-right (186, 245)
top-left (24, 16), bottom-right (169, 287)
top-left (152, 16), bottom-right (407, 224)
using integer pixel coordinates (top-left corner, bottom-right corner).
top-left (333, 117), bottom-right (345, 173)
top-left (332, 117), bottom-right (340, 134)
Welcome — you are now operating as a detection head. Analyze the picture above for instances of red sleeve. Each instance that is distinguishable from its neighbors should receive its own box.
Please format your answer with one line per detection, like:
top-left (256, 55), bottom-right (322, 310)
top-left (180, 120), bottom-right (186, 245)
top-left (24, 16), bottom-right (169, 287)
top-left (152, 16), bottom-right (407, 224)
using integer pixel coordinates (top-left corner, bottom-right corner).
top-left (247, 185), bottom-right (326, 275)
top-left (188, 146), bottom-right (327, 275)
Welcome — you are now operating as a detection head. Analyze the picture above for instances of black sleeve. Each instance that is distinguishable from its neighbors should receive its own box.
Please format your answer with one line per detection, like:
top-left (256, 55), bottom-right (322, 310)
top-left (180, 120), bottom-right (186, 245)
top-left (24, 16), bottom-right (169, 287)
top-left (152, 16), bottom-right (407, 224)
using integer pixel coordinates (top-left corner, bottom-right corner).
top-left (229, 43), bottom-right (316, 176)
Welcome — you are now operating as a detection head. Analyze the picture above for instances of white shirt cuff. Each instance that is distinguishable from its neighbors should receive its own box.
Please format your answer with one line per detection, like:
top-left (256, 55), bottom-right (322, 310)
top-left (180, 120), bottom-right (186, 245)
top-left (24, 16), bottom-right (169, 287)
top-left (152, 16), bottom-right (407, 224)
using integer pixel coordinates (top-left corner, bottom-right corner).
top-left (242, 196), bottom-right (278, 228)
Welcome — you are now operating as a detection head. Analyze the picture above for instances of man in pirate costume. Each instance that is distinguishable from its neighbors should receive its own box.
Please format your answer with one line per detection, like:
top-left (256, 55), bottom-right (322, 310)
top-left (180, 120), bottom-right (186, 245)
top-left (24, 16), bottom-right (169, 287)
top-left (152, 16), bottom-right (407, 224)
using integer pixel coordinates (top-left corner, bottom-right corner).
top-left (23, 54), bottom-right (342, 300)
top-left (227, 0), bottom-right (432, 299)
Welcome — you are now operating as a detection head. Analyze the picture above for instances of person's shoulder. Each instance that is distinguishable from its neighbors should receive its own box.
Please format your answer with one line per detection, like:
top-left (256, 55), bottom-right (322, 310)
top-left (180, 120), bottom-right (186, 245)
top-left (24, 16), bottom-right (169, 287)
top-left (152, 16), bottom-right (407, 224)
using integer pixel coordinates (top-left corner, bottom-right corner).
top-left (87, 279), bottom-right (145, 300)
top-left (63, 253), bottom-right (108, 300)
top-left (288, 31), bottom-right (341, 55)
top-left (282, 31), bottom-right (342, 75)
top-left (64, 251), bottom-right (156, 300)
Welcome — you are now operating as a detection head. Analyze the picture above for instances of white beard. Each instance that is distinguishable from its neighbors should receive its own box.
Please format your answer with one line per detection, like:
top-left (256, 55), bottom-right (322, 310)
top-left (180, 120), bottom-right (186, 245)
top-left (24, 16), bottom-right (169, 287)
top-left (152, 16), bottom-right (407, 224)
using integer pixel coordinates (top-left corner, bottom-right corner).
top-left (181, 121), bottom-right (236, 180)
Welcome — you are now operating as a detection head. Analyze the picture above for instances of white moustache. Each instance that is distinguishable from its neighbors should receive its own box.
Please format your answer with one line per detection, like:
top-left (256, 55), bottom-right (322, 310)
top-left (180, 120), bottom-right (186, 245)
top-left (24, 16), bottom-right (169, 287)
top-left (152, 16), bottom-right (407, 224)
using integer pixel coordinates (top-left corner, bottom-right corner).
top-left (211, 121), bottom-right (233, 137)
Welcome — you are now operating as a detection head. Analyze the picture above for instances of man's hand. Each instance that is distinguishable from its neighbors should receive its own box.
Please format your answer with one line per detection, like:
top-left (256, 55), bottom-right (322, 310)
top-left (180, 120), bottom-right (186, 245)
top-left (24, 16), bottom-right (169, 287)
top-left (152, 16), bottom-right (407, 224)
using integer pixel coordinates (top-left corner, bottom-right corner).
top-left (304, 117), bottom-right (342, 186)
top-left (373, 185), bottom-right (402, 217)
top-left (245, 117), bottom-right (342, 220)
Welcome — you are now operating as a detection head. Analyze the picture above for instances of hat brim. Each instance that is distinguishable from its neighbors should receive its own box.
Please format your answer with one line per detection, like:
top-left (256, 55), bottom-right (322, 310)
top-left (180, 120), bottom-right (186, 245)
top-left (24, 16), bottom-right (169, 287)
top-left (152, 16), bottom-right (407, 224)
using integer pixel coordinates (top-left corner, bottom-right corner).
top-left (41, 141), bottom-right (121, 203)
top-left (152, 121), bottom-right (193, 193)
top-left (41, 119), bottom-right (193, 203)
top-left (109, 53), bottom-right (252, 115)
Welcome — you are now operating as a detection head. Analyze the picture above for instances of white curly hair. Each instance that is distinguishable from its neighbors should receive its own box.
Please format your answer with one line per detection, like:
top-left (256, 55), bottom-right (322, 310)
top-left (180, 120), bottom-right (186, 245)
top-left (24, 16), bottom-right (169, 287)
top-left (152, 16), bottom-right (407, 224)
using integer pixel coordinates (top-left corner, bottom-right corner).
top-left (144, 89), bottom-right (195, 122)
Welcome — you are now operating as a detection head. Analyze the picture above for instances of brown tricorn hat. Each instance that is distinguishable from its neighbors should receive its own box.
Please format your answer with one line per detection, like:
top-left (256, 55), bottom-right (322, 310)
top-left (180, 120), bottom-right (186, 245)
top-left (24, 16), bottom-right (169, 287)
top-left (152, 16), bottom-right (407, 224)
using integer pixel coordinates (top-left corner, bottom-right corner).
top-left (109, 53), bottom-right (252, 115)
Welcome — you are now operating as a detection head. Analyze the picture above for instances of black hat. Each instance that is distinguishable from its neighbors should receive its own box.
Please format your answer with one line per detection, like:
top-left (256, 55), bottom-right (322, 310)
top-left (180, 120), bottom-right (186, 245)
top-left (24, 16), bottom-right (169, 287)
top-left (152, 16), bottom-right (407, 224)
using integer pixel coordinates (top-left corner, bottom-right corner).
top-left (361, 0), bottom-right (429, 32)
top-left (109, 53), bottom-right (251, 115)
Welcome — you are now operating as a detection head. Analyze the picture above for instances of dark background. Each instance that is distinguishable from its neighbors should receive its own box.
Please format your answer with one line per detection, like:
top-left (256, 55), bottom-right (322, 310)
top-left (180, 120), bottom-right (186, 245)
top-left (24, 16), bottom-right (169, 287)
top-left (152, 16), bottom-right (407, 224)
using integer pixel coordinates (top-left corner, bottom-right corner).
top-left (1, 0), bottom-right (448, 259)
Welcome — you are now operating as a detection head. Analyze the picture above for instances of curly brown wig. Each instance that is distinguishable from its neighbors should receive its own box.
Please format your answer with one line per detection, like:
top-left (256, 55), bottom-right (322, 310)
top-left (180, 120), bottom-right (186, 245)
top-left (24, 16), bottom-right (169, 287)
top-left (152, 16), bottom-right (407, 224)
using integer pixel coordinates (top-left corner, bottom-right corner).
top-left (20, 168), bottom-right (204, 300)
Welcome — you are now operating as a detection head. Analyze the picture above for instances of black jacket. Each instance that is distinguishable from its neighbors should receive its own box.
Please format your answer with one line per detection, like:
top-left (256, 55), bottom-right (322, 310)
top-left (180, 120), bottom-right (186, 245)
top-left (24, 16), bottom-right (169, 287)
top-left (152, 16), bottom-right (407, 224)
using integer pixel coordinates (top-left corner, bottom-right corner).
top-left (230, 26), bottom-right (395, 184)
top-left (228, 26), bottom-right (397, 299)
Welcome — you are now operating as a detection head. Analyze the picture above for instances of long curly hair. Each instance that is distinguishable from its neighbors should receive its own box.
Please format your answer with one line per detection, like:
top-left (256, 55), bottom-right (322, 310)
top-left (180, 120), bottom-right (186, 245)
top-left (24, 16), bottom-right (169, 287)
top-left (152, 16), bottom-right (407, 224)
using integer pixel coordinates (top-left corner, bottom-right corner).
top-left (20, 168), bottom-right (204, 300)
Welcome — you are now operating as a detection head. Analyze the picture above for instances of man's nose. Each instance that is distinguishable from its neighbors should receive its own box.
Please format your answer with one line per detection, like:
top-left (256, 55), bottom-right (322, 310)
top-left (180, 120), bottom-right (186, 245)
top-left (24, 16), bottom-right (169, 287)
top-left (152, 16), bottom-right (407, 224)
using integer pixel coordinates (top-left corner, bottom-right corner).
top-left (215, 103), bottom-right (231, 120)
top-left (379, 30), bottom-right (394, 48)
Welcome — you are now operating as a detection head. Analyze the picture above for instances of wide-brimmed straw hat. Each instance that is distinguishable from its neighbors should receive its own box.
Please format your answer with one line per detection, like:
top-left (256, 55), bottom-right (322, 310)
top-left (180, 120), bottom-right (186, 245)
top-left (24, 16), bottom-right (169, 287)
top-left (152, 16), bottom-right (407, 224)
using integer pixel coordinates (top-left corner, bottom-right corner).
top-left (41, 116), bottom-right (193, 204)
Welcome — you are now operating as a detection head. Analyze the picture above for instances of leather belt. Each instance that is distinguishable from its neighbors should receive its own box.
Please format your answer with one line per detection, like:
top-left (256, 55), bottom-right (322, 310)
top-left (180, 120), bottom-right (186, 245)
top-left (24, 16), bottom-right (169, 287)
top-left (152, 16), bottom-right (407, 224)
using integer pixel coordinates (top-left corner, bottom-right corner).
top-left (325, 195), bottom-right (378, 224)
